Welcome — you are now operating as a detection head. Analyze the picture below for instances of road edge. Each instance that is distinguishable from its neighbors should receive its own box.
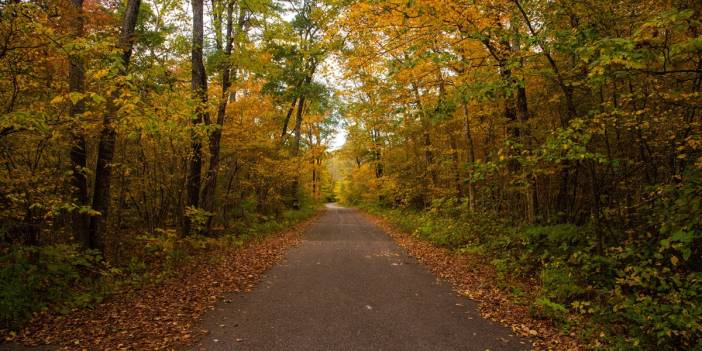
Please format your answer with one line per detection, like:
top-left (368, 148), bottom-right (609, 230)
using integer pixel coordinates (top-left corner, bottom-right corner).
top-left (359, 209), bottom-right (582, 351)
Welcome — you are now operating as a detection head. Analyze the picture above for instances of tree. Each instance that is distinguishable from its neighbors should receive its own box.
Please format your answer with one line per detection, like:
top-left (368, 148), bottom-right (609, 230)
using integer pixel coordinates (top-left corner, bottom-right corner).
top-left (185, 0), bottom-right (210, 235)
top-left (89, 0), bottom-right (142, 252)
top-left (68, 0), bottom-right (90, 247)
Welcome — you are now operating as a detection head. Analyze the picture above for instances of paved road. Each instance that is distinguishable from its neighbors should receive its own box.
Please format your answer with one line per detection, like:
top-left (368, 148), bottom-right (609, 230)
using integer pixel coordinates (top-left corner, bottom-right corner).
top-left (190, 204), bottom-right (531, 350)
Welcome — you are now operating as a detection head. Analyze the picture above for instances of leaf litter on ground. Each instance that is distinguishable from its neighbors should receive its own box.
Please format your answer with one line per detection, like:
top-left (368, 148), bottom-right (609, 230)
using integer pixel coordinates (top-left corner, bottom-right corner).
top-left (3, 213), bottom-right (321, 350)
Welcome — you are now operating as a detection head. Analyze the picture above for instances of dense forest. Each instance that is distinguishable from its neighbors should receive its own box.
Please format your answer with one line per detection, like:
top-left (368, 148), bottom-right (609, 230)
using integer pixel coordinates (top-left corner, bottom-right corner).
top-left (1, 0), bottom-right (338, 331)
top-left (1, 0), bottom-right (701, 349)
top-left (333, 0), bottom-right (702, 349)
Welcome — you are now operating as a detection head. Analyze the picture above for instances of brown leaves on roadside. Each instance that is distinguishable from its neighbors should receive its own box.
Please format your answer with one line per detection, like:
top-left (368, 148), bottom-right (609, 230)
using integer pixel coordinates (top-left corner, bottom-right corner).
top-left (8, 214), bottom-right (320, 350)
top-left (364, 213), bottom-right (581, 351)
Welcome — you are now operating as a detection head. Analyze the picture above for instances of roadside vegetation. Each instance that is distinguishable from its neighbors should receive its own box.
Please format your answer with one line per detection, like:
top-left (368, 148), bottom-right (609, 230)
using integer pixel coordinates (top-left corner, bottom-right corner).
top-left (333, 0), bottom-right (702, 349)
top-left (0, 0), bottom-right (337, 333)
top-left (1, 202), bottom-right (320, 332)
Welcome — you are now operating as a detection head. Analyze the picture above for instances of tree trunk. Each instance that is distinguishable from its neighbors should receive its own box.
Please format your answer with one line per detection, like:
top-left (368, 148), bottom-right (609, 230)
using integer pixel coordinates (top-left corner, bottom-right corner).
top-left (185, 0), bottom-right (209, 235)
top-left (499, 66), bottom-right (520, 139)
top-left (292, 94), bottom-right (306, 156)
top-left (411, 83), bottom-right (436, 186)
top-left (308, 129), bottom-right (316, 199)
top-left (281, 97), bottom-right (297, 139)
top-left (514, 0), bottom-right (577, 222)
top-left (314, 130), bottom-right (322, 200)
top-left (89, 0), bottom-right (141, 253)
top-left (202, 0), bottom-right (237, 227)
top-left (371, 128), bottom-right (382, 178)
top-left (281, 79), bottom-right (305, 140)
top-left (68, 0), bottom-right (90, 247)
top-left (462, 102), bottom-right (476, 212)
top-left (449, 133), bottom-right (462, 197)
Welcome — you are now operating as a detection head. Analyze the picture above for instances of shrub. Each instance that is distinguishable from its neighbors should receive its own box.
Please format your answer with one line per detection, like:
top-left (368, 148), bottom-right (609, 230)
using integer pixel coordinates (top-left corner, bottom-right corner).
top-left (533, 296), bottom-right (568, 324)
top-left (0, 244), bottom-right (110, 329)
top-left (540, 261), bottom-right (585, 304)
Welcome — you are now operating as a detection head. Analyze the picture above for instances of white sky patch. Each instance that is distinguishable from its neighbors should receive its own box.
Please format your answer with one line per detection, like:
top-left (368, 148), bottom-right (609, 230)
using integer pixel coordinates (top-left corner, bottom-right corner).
top-left (328, 127), bottom-right (347, 150)
top-left (318, 53), bottom-right (350, 151)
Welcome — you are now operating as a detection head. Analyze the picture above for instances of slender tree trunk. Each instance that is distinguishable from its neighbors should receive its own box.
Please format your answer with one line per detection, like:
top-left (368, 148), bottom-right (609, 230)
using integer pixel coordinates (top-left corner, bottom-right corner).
top-left (292, 94), bottom-right (306, 156)
top-left (513, 62), bottom-right (535, 223)
top-left (371, 128), bottom-right (382, 178)
top-left (291, 71), bottom-right (314, 156)
top-left (281, 97), bottom-right (297, 138)
top-left (495, 60), bottom-right (521, 140)
top-left (516, 85), bottom-right (528, 125)
top-left (449, 133), bottom-right (462, 197)
top-left (462, 101), bottom-right (476, 212)
top-left (185, 0), bottom-right (209, 235)
top-left (68, 0), bottom-right (90, 247)
top-left (514, 0), bottom-right (577, 222)
top-left (202, 1), bottom-right (237, 228)
top-left (411, 83), bottom-right (436, 186)
top-left (314, 130), bottom-right (322, 200)
top-left (281, 79), bottom-right (305, 140)
top-left (307, 129), bottom-right (316, 199)
top-left (589, 160), bottom-right (604, 254)
top-left (89, 0), bottom-right (141, 253)
top-left (289, 54), bottom-right (316, 207)
top-left (289, 92), bottom-right (306, 208)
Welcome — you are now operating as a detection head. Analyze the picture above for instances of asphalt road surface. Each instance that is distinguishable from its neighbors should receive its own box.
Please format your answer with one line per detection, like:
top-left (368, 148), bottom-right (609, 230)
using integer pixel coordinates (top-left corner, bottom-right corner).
top-left (190, 204), bottom-right (531, 351)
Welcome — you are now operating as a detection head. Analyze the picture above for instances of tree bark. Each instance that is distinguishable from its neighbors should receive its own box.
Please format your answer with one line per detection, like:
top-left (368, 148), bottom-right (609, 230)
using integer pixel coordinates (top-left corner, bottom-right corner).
top-left (411, 82), bottom-right (436, 186)
top-left (461, 101), bottom-right (477, 212)
top-left (202, 0), bottom-right (238, 227)
top-left (289, 65), bottom-right (317, 208)
top-left (449, 133), bottom-right (462, 197)
top-left (281, 97), bottom-right (298, 138)
top-left (185, 0), bottom-right (209, 235)
top-left (68, 0), bottom-right (90, 247)
top-left (88, 0), bottom-right (141, 253)
top-left (281, 79), bottom-right (305, 140)
top-left (292, 94), bottom-right (306, 156)
top-left (371, 128), bottom-right (382, 178)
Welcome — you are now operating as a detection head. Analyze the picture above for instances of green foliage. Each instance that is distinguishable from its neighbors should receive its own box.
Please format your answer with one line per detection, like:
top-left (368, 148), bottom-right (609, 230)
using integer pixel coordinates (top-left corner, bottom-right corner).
top-left (135, 228), bottom-right (209, 275)
top-left (226, 200), bottom-right (321, 242)
top-left (184, 207), bottom-right (214, 236)
top-left (540, 262), bottom-right (584, 304)
top-left (0, 245), bottom-right (110, 329)
top-left (533, 297), bottom-right (568, 325)
top-left (368, 183), bottom-right (702, 349)
top-left (0, 200), bottom-right (321, 330)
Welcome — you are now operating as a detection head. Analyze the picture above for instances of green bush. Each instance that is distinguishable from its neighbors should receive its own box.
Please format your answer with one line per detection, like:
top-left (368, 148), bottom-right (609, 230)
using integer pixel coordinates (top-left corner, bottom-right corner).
top-left (135, 228), bottom-right (212, 276)
top-left (0, 201), bottom-right (323, 331)
top-left (365, 185), bottom-right (702, 350)
top-left (184, 207), bottom-right (214, 235)
top-left (0, 244), bottom-right (110, 329)
top-left (533, 296), bottom-right (568, 325)
top-left (225, 200), bottom-right (321, 242)
top-left (540, 262), bottom-right (585, 304)
top-left (608, 271), bottom-right (702, 350)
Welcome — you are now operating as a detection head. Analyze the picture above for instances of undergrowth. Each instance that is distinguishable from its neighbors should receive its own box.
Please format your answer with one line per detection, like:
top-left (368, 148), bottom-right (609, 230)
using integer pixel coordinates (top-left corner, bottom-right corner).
top-left (360, 191), bottom-right (702, 350)
top-left (0, 201), bottom-right (321, 331)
